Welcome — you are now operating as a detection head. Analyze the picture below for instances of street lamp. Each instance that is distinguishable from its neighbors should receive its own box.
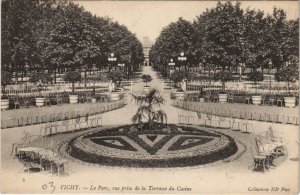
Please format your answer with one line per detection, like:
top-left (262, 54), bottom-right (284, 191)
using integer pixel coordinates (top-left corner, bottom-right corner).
top-left (108, 52), bottom-right (117, 71)
top-left (268, 61), bottom-right (272, 92)
top-left (177, 52), bottom-right (187, 71)
top-left (238, 63), bottom-right (244, 82)
top-left (168, 58), bottom-right (175, 76)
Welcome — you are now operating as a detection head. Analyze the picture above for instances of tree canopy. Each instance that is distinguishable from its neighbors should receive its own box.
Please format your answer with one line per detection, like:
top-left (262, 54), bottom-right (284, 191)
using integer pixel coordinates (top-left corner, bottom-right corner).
top-left (150, 2), bottom-right (299, 80)
top-left (1, 0), bottom-right (144, 83)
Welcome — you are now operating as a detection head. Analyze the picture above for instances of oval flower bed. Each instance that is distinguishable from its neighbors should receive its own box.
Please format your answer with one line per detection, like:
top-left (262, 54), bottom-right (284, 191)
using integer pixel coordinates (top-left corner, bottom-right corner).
top-left (67, 124), bottom-right (238, 168)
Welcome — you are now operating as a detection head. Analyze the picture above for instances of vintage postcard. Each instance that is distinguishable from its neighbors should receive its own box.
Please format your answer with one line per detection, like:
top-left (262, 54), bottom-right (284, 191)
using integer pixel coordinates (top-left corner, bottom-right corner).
top-left (1, 0), bottom-right (299, 194)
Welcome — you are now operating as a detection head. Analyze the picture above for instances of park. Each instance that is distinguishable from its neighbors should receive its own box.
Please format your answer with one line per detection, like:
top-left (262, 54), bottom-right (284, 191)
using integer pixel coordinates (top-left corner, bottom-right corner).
top-left (1, 0), bottom-right (299, 194)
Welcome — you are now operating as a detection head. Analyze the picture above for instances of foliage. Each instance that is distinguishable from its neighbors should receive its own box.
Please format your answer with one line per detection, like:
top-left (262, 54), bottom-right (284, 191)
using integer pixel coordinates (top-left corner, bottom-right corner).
top-left (149, 17), bottom-right (195, 74)
top-left (131, 89), bottom-right (167, 129)
top-left (1, 71), bottom-right (12, 97)
top-left (213, 70), bottom-right (233, 91)
top-left (150, 1), bottom-right (298, 81)
top-left (29, 73), bottom-right (53, 84)
top-left (64, 71), bottom-right (81, 94)
top-left (141, 74), bottom-right (152, 86)
top-left (170, 70), bottom-right (197, 84)
top-left (247, 71), bottom-right (264, 83)
top-left (275, 55), bottom-right (299, 94)
top-left (107, 70), bottom-right (125, 84)
top-left (1, 0), bottom-right (144, 83)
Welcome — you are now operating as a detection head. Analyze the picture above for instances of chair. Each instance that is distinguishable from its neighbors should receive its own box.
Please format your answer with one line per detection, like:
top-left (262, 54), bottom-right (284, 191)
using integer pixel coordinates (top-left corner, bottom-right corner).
top-left (24, 97), bottom-right (30, 108)
top-left (45, 97), bottom-right (51, 106)
top-left (56, 94), bottom-right (63, 106)
top-left (251, 142), bottom-right (268, 173)
top-left (261, 96), bottom-right (266, 105)
top-left (276, 98), bottom-right (284, 107)
top-left (244, 96), bottom-right (251, 104)
top-left (86, 92), bottom-right (92, 103)
top-left (13, 95), bottom-right (20, 109)
top-left (11, 131), bottom-right (32, 157)
top-left (268, 97), bottom-right (275, 106)
top-left (228, 94), bottom-right (234, 103)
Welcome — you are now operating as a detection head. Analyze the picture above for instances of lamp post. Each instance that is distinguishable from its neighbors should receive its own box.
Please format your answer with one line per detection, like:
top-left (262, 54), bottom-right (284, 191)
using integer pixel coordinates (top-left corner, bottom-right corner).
top-left (108, 53), bottom-right (117, 71)
top-left (168, 58), bottom-right (175, 76)
top-left (24, 64), bottom-right (30, 91)
top-left (269, 61), bottom-right (272, 92)
top-left (118, 63), bottom-right (125, 74)
top-left (178, 52), bottom-right (187, 71)
top-left (238, 63), bottom-right (244, 82)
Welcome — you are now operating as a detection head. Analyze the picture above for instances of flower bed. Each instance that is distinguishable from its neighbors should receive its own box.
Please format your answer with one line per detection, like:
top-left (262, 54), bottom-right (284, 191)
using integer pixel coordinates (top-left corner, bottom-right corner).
top-left (67, 125), bottom-right (238, 168)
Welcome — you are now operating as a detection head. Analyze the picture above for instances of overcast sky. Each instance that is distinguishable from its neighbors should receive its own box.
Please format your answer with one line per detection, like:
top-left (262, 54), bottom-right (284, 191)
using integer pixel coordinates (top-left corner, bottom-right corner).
top-left (77, 1), bottom-right (299, 42)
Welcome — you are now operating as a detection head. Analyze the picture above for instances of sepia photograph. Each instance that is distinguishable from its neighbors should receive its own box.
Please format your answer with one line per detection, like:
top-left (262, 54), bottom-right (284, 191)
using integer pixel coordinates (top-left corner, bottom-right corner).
top-left (1, 0), bottom-right (299, 194)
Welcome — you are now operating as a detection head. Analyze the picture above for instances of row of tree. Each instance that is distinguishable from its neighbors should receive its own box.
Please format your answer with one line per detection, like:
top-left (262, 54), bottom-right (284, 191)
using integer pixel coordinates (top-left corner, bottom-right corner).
top-left (1, 0), bottom-right (144, 84)
top-left (150, 2), bottom-right (299, 85)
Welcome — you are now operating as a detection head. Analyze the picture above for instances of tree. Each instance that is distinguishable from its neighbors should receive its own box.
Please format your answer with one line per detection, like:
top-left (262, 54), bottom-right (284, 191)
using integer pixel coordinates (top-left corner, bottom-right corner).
top-left (29, 72), bottom-right (53, 97)
top-left (213, 70), bottom-right (233, 91)
top-left (149, 18), bottom-right (194, 75)
top-left (275, 55), bottom-right (299, 94)
top-left (247, 70), bottom-right (264, 93)
top-left (64, 71), bottom-right (81, 94)
top-left (131, 89), bottom-right (167, 129)
top-left (88, 73), bottom-right (109, 95)
top-left (141, 74), bottom-right (152, 86)
top-left (107, 70), bottom-right (125, 88)
top-left (169, 70), bottom-right (197, 88)
top-left (1, 71), bottom-right (12, 98)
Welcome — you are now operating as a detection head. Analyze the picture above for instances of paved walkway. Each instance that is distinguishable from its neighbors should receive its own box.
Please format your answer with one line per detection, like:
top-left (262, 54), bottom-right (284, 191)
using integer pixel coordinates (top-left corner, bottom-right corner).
top-left (1, 66), bottom-right (299, 194)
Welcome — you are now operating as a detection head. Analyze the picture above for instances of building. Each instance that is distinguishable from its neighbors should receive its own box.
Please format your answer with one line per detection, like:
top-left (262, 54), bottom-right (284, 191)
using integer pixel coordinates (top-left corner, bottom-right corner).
top-left (141, 36), bottom-right (153, 66)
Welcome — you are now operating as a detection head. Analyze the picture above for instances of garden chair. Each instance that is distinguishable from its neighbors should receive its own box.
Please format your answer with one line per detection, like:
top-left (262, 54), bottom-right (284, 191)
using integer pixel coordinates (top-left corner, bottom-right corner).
top-left (11, 131), bottom-right (32, 157)
top-left (56, 94), bottom-right (63, 106)
top-left (268, 97), bottom-right (275, 106)
top-left (24, 97), bottom-right (31, 108)
top-left (261, 96), bottom-right (266, 105)
top-left (231, 118), bottom-right (240, 131)
top-left (276, 98), bottom-right (284, 107)
top-left (85, 92), bottom-right (92, 103)
top-left (228, 93), bottom-right (234, 103)
top-left (213, 93), bottom-right (219, 103)
top-left (13, 95), bottom-right (20, 109)
top-left (45, 97), bottom-right (51, 106)
top-left (244, 96), bottom-right (251, 104)
top-left (240, 120), bottom-right (253, 133)
top-left (250, 142), bottom-right (268, 173)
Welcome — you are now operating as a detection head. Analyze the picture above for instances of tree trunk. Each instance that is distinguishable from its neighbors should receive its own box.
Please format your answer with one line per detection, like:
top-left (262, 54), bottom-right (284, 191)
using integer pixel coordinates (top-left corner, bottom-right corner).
top-left (84, 70), bottom-right (87, 88)
top-left (72, 82), bottom-right (75, 94)
top-left (222, 81), bottom-right (225, 91)
top-left (54, 68), bottom-right (57, 84)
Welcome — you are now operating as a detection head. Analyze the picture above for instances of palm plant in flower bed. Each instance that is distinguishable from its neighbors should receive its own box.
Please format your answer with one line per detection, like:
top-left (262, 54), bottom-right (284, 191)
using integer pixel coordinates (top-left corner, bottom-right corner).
top-left (131, 89), bottom-right (167, 130)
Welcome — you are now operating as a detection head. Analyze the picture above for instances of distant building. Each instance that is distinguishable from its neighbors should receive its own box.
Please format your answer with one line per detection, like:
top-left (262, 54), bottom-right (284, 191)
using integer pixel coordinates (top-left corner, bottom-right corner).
top-left (141, 36), bottom-right (153, 66)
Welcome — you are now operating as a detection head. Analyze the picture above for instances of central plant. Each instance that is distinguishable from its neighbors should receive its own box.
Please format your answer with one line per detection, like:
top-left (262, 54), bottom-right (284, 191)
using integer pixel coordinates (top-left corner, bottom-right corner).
top-left (132, 89), bottom-right (167, 129)
top-left (141, 74), bottom-right (152, 87)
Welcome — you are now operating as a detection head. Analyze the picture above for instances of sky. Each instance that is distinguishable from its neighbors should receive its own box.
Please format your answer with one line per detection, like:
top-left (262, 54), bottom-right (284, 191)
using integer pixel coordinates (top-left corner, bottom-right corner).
top-left (76, 1), bottom-right (299, 43)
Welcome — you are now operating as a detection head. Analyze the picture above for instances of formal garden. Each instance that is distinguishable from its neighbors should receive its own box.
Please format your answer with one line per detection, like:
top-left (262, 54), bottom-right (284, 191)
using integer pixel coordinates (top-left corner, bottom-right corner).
top-left (1, 1), bottom-right (298, 187)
